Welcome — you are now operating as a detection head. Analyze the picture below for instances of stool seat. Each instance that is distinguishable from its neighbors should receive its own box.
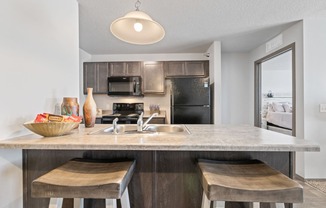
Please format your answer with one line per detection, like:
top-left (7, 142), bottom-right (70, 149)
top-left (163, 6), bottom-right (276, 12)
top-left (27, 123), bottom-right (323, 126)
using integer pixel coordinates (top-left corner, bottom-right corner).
top-left (32, 158), bottom-right (136, 200)
top-left (197, 159), bottom-right (303, 204)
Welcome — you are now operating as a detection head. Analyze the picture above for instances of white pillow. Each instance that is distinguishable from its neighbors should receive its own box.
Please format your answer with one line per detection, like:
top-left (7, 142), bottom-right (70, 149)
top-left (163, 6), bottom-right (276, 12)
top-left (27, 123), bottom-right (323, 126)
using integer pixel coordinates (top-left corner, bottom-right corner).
top-left (272, 102), bottom-right (285, 112)
top-left (268, 103), bottom-right (274, 112)
top-left (283, 103), bottom-right (292, 113)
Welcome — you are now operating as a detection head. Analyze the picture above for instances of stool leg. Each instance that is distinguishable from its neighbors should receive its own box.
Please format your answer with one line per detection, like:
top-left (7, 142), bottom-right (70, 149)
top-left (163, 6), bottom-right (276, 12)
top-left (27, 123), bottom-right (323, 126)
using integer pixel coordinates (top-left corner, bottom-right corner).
top-left (201, 191), bottom-right (211, 208)
top-left (105, 199), bottom-right (116, 208)
top-left (276, 203), bottom-right (285, 208)
top-left (113, 199), bottom-right (117, 208)
top-left (73, 198), bottom-right (83, 208)
top-left (48, 198), bottom-right (63, 208)
top-left (260, 203), bottom-right (283, 208)
top-left (213, 201), bottom-right (225, 208)
top-left (252, 202), bottom-right (259, 208)
top-left (121, 187), bottom-right (131, 208)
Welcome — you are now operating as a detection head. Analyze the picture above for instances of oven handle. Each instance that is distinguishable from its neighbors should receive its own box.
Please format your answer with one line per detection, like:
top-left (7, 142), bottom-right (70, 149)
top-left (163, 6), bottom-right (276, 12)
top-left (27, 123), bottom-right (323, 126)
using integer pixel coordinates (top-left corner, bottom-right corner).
top-left (133, 80), bottom-right (136, 93)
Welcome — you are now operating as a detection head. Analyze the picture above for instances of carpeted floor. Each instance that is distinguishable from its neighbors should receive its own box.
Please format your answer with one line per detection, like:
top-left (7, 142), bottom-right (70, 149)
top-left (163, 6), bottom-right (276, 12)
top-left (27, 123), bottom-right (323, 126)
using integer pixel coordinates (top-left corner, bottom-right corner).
top-left (305, 179), bottom-right (326, 194)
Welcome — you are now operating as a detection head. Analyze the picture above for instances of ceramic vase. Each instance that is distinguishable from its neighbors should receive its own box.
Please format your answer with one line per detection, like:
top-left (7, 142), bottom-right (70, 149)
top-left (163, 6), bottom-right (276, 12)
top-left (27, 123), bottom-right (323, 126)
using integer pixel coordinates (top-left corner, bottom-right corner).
top-left (61, 97), bottom-right (79, 116)
top-left (83, 88), bottom-right (97, 128)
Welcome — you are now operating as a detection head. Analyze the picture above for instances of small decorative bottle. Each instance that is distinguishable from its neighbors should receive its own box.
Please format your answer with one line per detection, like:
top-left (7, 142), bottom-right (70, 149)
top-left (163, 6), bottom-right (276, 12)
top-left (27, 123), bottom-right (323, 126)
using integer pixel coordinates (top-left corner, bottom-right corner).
top-left (61, 97), bottom-right (79, 116)
top-left (83, 88), bottom-right (97, 128)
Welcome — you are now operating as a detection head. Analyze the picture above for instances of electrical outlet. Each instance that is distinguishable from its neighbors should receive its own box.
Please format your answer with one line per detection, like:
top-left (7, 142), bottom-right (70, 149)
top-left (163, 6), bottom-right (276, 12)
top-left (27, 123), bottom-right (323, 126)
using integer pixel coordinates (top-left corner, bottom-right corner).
top-left (320, 104), bottom-right (326, 112)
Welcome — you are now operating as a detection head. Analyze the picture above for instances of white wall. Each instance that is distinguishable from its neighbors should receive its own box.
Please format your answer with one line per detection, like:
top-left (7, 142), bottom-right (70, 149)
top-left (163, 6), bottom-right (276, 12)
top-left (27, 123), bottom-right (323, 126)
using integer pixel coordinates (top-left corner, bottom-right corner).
top-left (207, 41), bottom-right (222, 124)
top-left (249, 21), bottom-right (305, 176)
top-left (221, 53), bottom-right (250, 124)
top-left (90, 53), bottom-right (208, 62)
top-left (0, 1), bottom-right (79, 207)
top-left (80, 53), bottom-right (209, 124)
top-left (261, 51), bottom-right (292, 96)
top-left (302, 10), bottom-right (326, 178)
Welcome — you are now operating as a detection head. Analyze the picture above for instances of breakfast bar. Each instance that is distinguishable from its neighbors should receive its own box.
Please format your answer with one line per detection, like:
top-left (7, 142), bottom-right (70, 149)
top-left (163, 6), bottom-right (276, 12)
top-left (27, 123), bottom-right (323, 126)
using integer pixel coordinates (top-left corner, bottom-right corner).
top-left (0, 124), bottom-right (320, 208)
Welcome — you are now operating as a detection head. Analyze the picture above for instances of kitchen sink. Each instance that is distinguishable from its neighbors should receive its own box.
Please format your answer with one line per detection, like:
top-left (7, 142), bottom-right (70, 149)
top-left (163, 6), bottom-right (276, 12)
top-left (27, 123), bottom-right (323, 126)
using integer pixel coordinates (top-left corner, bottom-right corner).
top-left (143, 125), bottom-right (188, 133)
top-left (89, 124), bottom-right (190, 135)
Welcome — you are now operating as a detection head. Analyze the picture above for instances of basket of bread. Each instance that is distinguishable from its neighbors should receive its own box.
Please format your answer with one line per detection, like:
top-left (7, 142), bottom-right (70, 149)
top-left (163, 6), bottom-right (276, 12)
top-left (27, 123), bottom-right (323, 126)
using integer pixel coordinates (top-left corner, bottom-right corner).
top-left (23, 113), bottom-right (82, 137)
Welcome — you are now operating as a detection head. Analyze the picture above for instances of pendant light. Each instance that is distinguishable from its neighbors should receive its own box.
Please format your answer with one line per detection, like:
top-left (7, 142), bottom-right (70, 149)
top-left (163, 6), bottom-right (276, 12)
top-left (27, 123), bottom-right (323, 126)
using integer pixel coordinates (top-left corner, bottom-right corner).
top-left (110, 0), bottom-right (165, 45)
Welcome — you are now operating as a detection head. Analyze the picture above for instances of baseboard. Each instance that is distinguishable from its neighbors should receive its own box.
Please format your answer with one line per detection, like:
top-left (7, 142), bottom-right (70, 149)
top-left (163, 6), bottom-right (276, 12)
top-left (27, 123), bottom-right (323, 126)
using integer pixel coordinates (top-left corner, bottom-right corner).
top-left (294, 174), bottom-right (305, 181)
top-left (294, 174), bottom-right (326, 181)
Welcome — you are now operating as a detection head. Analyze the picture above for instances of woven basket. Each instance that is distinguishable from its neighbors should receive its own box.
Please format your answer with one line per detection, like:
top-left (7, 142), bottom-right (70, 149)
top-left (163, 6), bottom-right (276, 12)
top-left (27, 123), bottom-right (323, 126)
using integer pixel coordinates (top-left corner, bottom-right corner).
top-left (23, 121), bottom-right (80, 137)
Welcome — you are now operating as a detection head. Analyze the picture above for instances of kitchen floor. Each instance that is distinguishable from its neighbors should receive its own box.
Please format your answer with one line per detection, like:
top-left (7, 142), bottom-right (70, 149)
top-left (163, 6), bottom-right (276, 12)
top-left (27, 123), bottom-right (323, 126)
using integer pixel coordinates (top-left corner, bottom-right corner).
top-left (214, 179), bottom-right (326, 208)
top-left (293, 180), bottom-right (326, 208)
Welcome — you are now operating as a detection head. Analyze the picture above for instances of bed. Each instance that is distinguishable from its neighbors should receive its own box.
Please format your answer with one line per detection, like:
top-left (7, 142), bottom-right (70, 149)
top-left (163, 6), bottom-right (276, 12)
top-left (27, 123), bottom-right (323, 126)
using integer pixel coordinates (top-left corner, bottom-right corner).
top-left (262, 101), bottom-right (293, 135)
top-left (266, 111), bottom-right (292, 130)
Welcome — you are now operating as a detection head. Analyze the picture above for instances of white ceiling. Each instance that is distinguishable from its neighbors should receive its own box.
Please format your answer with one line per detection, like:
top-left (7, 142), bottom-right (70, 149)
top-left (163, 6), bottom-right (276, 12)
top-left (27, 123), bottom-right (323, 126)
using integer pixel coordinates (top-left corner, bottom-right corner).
top-left (78, 0), bottom-right (326, 54)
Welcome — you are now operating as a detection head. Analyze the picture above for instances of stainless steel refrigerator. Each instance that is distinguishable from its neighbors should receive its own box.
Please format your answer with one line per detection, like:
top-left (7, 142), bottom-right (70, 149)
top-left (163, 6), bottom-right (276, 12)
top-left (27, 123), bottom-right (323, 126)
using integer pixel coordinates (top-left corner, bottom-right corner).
top-left (170, 77), bottom-right (212, 124)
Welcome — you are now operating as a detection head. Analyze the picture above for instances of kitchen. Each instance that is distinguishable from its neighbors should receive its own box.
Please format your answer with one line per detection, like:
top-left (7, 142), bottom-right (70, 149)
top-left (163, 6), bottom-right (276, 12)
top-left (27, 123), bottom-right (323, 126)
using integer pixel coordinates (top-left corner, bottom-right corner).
top-left (84, 61), bottom-right (211, 125)
top-left (1, 1), bottom-right (326, 208)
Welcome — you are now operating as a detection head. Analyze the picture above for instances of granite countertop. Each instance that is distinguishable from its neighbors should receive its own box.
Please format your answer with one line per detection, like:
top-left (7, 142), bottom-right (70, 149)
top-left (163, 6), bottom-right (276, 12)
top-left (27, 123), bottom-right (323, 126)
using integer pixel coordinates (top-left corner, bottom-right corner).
top-left (0, 124), bottom-right (320, 152)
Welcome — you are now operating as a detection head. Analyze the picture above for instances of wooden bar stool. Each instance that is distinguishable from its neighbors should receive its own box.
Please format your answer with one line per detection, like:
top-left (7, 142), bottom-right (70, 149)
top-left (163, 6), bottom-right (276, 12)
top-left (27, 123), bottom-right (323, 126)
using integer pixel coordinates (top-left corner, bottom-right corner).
top-left (32, 158), bottom-right (136, 208)
top-left (197, 159), bottom-right (303, 208)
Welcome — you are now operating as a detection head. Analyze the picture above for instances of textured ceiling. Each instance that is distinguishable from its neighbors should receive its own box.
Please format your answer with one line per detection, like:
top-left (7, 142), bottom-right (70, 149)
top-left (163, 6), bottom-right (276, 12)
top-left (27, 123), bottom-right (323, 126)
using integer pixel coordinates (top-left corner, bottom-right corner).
top-left (78, 0), bottom-right (326, 54)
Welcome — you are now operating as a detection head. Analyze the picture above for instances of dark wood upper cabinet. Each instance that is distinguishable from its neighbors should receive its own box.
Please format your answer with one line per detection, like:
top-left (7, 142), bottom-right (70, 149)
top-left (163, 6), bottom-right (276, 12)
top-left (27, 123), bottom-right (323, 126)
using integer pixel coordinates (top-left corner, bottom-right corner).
top-left (84, 63), bottom-right (96, 92)
top-left (97, 63), bottom-right (110, 93)
top-left (83, 60), bottom-right (209, 95)
top-left (164, 62), bottom-right (185, 77)
top-left (143, 62), bottom-right (165, 94)
top-left (83, 62), bottom-right (109, 94)
top-left (165, 61), bottom-right (208, 78)
top-left (109, 62), bottom-right (141, 76)
top-left (185, 61), bottom-right (207, 76)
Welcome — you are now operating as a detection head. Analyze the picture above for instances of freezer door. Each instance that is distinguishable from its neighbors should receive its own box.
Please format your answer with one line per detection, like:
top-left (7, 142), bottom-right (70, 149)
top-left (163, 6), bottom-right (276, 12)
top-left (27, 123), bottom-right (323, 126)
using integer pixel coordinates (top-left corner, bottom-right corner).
top-left (171, 106), bottom-right (211, 124)
top-left (171, 78), bottom-right (210, 106)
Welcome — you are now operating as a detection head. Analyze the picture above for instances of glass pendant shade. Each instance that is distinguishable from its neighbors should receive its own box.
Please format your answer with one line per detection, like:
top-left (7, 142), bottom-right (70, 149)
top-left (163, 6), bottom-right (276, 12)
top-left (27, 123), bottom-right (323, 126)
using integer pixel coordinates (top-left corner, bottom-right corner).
top-left (110, 11), bottom-right (165, 45)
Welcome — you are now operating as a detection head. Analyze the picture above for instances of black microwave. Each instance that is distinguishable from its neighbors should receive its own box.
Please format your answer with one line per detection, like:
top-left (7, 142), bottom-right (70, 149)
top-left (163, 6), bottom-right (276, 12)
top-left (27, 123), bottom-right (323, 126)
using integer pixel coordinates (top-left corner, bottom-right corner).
top-left (107, 76), bottom-right (142, 96)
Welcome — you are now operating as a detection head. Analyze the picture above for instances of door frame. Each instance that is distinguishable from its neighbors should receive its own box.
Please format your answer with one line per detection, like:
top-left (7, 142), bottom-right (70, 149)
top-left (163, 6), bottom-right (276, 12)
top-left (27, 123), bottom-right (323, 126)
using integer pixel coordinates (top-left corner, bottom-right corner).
top-left (254, 43), bottom-right (296, 136)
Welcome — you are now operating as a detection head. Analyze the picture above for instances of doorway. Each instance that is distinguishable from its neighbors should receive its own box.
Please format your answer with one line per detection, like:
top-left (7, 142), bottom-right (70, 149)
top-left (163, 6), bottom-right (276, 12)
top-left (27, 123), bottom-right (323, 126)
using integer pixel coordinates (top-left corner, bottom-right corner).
top-left (254, 43), bottom-right (296, 136)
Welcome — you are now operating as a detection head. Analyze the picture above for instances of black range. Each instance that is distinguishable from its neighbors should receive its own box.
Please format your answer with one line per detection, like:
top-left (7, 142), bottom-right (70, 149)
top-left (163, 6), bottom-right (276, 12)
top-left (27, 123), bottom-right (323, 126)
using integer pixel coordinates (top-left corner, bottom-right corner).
top-left (101, 103), bottom-right (144, 124)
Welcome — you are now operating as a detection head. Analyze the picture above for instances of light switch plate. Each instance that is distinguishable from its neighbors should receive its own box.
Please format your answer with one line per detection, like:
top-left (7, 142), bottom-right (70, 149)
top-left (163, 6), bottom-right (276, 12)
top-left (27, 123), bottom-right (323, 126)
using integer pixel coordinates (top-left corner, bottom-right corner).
top-left (320, 104), bottom-right (326, 112)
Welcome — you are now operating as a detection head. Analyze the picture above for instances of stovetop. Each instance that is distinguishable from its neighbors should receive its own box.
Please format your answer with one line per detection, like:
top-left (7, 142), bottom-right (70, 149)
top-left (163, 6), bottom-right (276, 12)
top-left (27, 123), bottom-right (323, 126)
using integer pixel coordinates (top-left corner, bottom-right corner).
top-left (103, 103), bottom-right (144, 118)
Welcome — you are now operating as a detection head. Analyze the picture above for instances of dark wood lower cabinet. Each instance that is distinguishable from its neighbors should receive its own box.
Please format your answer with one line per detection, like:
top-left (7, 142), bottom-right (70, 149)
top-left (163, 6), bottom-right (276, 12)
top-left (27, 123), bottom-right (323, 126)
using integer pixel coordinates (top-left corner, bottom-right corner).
top-left (23, 150), bottom-right (293, 208)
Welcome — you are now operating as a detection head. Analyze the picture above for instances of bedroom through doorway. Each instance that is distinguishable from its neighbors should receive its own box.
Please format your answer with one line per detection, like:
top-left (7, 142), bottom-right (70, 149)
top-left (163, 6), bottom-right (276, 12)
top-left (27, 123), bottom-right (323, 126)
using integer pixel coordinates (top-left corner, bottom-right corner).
top-left (254, 43), bottom-right (296, 136)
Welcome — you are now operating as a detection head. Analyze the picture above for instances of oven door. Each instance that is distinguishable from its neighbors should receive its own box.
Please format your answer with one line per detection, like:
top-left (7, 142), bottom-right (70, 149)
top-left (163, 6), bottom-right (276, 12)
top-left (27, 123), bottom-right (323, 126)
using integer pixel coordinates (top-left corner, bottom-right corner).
top-left (107, 77), bottom-right (142, 96)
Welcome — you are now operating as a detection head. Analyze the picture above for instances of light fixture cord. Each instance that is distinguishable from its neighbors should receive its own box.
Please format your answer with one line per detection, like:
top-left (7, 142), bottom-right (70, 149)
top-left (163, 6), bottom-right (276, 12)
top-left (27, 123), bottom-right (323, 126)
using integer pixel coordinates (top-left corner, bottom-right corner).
top-left (135, 0), bottom-right (141, 11)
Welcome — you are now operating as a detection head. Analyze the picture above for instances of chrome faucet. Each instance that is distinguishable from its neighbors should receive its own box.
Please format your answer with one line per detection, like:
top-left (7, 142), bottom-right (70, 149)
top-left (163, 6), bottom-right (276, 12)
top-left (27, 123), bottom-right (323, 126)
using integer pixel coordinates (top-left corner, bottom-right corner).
top-left (137, 112), bottom-right (144, 132)
top-left (144, 113), bottom-right (158, 127)
top-left (113, 118), bottom-right (119, 134)
top-left (137, 112), bottom-right (158, 132)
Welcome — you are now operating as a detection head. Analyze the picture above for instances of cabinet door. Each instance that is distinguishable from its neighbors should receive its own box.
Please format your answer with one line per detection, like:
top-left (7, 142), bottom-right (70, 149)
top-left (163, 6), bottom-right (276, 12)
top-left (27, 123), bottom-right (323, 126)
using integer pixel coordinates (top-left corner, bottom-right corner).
top-left (97, 63), bottom-right (109, 93)
top-left (185, 61), bottom-right (207, 77)
top-left (109, 62), bottom-right (125, 76)
top-left (126, 62), bottom-right (141, 76)
top-left (83, 63), bottom-right (97, 94)
top-left (165, 62), bottom-right (185, 77)
top-left (143, 62), bottom-right (165, 94)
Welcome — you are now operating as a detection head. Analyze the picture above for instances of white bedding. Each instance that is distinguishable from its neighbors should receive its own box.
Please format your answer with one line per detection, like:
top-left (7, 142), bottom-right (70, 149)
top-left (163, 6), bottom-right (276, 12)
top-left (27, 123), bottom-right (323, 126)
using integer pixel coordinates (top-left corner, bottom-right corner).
top-left (266, 111), bottom-right (292, 129)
